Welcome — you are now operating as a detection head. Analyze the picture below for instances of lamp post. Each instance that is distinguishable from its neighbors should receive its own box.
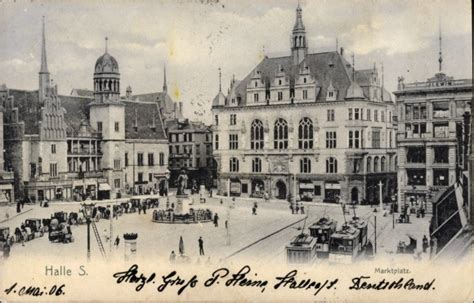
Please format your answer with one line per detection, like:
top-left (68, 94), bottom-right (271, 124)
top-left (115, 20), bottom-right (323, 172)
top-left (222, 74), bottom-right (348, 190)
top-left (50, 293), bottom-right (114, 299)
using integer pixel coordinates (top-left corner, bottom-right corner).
top-left (378, 180), bottom-right (383, 211)
top-left (226, 178), bottom-right (231, 246)
top-left (81, 202), bottom-right (95, 260)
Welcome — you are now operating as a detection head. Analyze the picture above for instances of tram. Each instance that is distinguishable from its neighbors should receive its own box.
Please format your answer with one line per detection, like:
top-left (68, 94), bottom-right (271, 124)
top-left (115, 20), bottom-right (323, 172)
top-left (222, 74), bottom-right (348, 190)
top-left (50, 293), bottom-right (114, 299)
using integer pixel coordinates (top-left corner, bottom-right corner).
top-left (347, 216), bottom-right (368, 252)
top-left (308, 217), bottom-right (337, 257)
top-left (328, 224), bottom-right (360, 264)
top-left (285, 233), bottom-right (317, 264)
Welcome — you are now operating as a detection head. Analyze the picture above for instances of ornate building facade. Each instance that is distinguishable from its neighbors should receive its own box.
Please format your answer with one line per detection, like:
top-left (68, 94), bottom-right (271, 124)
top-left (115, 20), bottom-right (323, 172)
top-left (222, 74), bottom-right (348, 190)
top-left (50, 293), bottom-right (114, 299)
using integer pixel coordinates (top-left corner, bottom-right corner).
top-left (211, 4), bottom-right (397, 204)
top-left (2, 19), bottom-right (169, 202)
top-left (394, 71), bottom-right (472, 213)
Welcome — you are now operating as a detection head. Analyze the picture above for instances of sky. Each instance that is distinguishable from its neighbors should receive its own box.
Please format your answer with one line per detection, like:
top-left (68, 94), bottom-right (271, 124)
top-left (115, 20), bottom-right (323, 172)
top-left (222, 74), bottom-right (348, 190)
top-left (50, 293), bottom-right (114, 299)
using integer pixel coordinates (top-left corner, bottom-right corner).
top-left (0, 0), bottom-right (471, 123)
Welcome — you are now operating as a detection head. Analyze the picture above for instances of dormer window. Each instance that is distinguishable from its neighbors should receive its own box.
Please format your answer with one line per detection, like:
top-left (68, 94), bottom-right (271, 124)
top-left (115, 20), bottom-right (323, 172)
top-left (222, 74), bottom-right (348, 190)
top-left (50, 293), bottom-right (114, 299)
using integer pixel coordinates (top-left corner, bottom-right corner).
top-left (279, 79), bottom-right (282, 85)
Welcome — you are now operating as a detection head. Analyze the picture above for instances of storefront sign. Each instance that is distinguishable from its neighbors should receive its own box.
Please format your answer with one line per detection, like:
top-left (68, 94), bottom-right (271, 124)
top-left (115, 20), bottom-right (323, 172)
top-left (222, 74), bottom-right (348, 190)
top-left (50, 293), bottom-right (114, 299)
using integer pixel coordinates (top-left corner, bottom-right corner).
top-left (325, 182), bottom-right (341, 189)
top-left (299, 183), bottom-right (314, 189)
top-left (230, 182), bottom-right (241, 193)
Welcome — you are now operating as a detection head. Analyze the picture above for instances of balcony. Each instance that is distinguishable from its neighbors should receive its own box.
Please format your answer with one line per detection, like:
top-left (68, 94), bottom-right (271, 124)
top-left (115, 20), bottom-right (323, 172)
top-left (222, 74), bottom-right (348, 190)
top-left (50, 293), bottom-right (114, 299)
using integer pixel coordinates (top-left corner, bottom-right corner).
top-left (68, 148), bottom-right (102, 156)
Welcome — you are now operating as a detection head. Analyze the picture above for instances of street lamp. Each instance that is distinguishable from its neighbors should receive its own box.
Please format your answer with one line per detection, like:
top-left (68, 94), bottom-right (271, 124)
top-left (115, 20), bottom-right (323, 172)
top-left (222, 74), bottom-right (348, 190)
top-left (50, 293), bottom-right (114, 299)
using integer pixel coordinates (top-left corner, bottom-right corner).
top-left (81, 202), bottom-right (95, 260)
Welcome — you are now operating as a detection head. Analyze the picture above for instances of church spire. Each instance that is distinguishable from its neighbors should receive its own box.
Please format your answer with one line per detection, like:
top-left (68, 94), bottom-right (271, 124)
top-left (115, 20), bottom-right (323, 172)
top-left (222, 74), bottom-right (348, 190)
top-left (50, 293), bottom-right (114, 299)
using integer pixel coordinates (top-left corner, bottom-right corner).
top-left (291, 2), bottom-right (307, 65)
top-left (39, 16), bottom-right (50, 102)
top-left (163, 65), bottom-right (167, 93)
top-left (40, 16), bottom-right (49, 74)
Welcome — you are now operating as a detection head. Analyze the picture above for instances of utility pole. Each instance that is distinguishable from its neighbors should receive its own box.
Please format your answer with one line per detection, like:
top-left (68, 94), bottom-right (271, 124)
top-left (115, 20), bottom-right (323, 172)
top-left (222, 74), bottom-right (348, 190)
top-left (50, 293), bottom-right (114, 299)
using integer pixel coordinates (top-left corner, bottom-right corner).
top-left (378, 180), bottom-right (383, 211)
top-left (226, 178), bottom-right (231, 246)
top-left (374, 215), bottom-right (377, 255)
top-left (132, 142), bottom-right (135, 196)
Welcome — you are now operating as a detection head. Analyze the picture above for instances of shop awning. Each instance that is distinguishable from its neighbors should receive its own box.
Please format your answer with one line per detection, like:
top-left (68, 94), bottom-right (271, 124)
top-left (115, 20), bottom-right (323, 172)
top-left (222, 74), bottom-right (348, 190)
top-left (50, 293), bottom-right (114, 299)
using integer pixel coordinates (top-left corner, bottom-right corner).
top-left (98, 183), bottom-right (111, 191)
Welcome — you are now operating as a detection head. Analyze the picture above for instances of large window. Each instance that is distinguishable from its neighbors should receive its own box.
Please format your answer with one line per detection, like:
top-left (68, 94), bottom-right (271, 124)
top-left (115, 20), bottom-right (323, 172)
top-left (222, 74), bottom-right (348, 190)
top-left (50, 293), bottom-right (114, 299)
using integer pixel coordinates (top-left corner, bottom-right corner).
top-left (230, 114), bottom-right (237, 125)
top-left (374, 156), bottom-right (379, 172)
top-left (298, 118), bottom-right (313, 149)
top-left (300, 157), bottom-right (311, 173)
top-left (159, 152), bottom-right (165, 166)
top-left (326, 157), bottom-right (338, 173)
top-left (434, 146), bottom-right (449, 163)
top-left (252, 158), bottom-right (262, 173)
top-left (302, 90), bottom-right (308, 100)
top-left (327, 109), bottom-right (335, 121)
top-left (229, 157), bottom-right (239, 172)
top-left (51, 144), bottom-right (56, 154)
top-left (348, 130), bottom-right (361, 148)
top-left (433, 102), bottom-right (450, 119)
top-left (50, 163), bottom-right (58, 177)
top-left (273, 118), bottom-right (288, 149)
top-left (326, 131), bottom-right (337, 149)
top-left (372, 130), bottom-right (381, 148)
top-left (137, 153), bottom-right (144, 166)
top-left (406, 146), bottom-right (426, 163)
top-left (381, 156), bottom-right (386, 171)
top-left (407, 169), bottom-right (426, 186)
top-left (125, 152), bottom-right (129, 166)
top-left (348, 108), bottom-right (353, 120)
top-left (250, 119), bottom-right (264, 150)
top-left (229, 134), bottom-right (239, 150)
top-left (366, 156), bottom-right (372, 173)
top-left (114, 159), bottom-right (121, 170)
top-left (148, 153), bottom-right (154, 166)
top-left (367, 109), bottom-right (371, 121)
top-left (433, 169), bottom-right (449, 186)
top-left (215, 134), bottom-right (219, 150)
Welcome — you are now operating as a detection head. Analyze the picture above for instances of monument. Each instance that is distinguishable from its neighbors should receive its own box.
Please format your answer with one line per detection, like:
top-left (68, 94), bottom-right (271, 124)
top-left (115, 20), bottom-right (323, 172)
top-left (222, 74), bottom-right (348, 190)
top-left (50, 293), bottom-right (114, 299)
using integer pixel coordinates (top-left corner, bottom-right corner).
top-left (175, 169), bottom-right (189, 214)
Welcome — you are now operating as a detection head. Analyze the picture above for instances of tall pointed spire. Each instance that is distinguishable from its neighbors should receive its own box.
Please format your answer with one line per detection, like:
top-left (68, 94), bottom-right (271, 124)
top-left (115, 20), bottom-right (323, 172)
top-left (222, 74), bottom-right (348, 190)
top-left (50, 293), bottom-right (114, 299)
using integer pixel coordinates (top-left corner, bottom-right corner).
top-left (218, 67), bottom-right (222, 92)
top-left (40, 16), bottom-right (49, 74)
top-left (163, 64), bottom-right (167, 93)
top-left (291, 2), bottom-right (307, 65)
top-left (105, 37), bottom-right (108, 53)
top-left (438, 18), bottom-right (443, 72)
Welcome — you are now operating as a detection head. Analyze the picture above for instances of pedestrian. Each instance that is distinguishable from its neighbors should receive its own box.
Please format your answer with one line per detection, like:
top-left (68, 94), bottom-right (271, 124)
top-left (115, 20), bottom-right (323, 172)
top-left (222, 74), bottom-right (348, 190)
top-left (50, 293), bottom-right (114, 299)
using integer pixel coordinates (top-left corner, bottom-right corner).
top-left (420, 207), bottom-right (425, 218)
top-left (209, 189), bottom-right (213, 198)
top-left (198, 237), bottom-right (204, 256)
top-left (422, 235), bottom-right (429, 253)
top-left (143, 204), bottom-right (147, 215)
top-left (16, 201), bottom-right (21, 213)
top-left (171, 202), bottom-right (175, 210)
top-left (213, 213), bottom-right (219, 227)
top-left (290, 204), bottom-right (294, 214)
top-left (295, 204), bottom-right (300, 214)
top-left (220, 199), bottom-right (223, 205)
top-left (252, 207), bottom-right (257, 215)
top-left (138, 205), bottom-right (142, 215)
top-left (21, 199), bottom-right (25, 209)
top-left (170, 250), bottom-right (176, 262)
top-left (300, 204), bottom-right (305, 215)
top-left (114, 236), bottom-right (120, 247)
top-left (225, 220), bottom-right (228, 229)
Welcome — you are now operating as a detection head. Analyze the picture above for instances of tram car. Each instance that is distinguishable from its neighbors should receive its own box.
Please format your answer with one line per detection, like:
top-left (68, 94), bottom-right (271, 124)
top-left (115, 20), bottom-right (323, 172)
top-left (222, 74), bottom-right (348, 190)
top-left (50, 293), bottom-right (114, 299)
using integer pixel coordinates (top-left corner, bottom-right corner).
top-left (347, 216), bottom-right (368, 252)
top-left (328, 224), bottom-right (360, 264)
top-left (286, 233), bottom-right (317, 264)
top-left (308, 217), bottom-right (337, 257)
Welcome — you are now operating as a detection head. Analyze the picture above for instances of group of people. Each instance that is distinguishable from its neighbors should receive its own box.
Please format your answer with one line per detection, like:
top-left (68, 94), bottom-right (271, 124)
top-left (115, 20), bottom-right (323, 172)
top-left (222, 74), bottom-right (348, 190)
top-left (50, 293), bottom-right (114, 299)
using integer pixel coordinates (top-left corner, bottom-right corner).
top-left (290, 203), bottom-right (305, 215)
top-left (152, 208), bottom-right (213, 224)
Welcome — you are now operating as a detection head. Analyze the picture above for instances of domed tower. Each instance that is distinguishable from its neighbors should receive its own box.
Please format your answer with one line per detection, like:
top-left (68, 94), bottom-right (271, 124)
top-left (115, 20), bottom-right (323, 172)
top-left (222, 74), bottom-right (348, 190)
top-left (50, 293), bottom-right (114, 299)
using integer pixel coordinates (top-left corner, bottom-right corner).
top-left (89, 37), bottom-right (125, 199)
top-left (94, 37), bottom-right (120, 103)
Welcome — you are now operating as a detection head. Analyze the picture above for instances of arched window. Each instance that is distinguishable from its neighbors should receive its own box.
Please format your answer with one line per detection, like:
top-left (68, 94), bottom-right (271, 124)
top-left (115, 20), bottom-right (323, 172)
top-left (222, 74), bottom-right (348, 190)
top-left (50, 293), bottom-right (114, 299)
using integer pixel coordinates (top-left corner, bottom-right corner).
top-left (273, 118), bottom-right (288, 149)
top-left (250, 119), bottom-right (264, 150)
top-left (229, 157), bottom-right (239, 172)
top-left (381, 156), bottom-right (386, 172)
top-left (252, 158), bottom-right (262, 173)
top-left (300, 157), bottom-right (311, 173)
top-left (326, 157), bottom-right (338, 173)
top-left (374, 156), bottom-right (379, 172)
top-left (298, 118), bottom-right (313, 149)
top-left (366, 156), bottom-right (372, 173)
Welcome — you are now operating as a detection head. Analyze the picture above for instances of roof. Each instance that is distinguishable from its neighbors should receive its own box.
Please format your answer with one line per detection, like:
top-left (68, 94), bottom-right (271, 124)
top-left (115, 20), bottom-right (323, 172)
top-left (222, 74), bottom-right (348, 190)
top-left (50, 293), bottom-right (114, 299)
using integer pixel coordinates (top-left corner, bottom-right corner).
top-left (167, 119), bottom-right (211, 133)
top-left (60, 95), bottom-right (95, 137)
top-left (7, 88), bottom-right (167, 140)
top-left (95, 52), bottom-right (119, 74)
top-left (8, 89), bottom-right (41, 135)
top-left (131, 91), bottom-right (182, 119)
top-left (123, 100), bottom-right (167, 140)
top-left (212, 91), bottom-right (226, 107)
top-left (70, 89), bottom-right (94, 98)
top-left (223, 51), bottom-right (392, 106)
